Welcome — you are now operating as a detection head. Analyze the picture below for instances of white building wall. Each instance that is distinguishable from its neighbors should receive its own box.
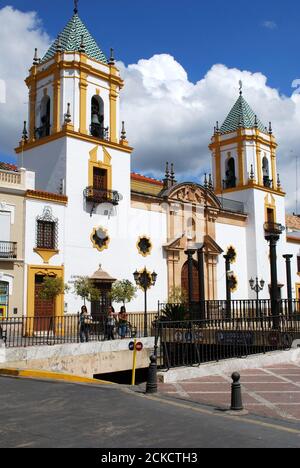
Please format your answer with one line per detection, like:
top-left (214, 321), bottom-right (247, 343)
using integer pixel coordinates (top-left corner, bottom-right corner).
top-left (215, 222), bottom-right (248, 300)
top-left (18, 138), bottom-right (67, 193)
top-left (220, 188), bottom-right (288, 299)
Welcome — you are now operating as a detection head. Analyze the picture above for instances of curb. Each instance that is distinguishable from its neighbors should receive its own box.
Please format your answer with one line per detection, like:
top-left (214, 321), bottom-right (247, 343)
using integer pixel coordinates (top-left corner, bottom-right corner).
top-left (0, 368), bottom-right (113, 385)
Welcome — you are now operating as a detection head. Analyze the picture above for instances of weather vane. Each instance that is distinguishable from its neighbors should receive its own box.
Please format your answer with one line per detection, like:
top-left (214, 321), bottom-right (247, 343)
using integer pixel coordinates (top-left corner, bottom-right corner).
top-left (239, 80), bottom-right (243, 95)
top-left (74, 0), bottom-right (79, 14)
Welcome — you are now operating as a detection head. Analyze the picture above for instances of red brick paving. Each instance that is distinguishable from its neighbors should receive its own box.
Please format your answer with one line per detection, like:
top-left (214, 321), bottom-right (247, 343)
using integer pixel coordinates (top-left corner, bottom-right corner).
top-left (158, 362), bottom-right (300, 422)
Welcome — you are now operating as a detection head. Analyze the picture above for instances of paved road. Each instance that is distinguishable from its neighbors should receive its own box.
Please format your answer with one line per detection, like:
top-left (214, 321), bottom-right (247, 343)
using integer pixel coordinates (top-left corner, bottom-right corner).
top-left (1, 376), bottom-right (300, 448)
top-left (158, 363), bottom-right (300, 422)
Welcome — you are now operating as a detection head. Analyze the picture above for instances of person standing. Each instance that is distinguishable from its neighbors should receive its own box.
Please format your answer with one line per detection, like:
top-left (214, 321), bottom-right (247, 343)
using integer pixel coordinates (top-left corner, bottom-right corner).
top-left (118, 306), bottom-right (128, 339)
top-left (106, 306), bottom-right (116, 340)
top-left (79, 305), bottom-right (90, 343)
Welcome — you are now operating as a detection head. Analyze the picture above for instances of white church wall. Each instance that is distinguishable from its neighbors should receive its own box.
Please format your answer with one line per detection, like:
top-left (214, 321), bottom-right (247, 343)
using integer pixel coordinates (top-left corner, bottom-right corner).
top-left (215, 222), bottom-right (248, 300)
top-left (19, 138), bottom-right (67, 193)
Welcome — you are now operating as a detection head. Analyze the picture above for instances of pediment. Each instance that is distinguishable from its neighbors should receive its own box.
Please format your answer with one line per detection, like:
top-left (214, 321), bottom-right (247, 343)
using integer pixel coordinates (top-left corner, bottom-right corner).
top-left (167, 183), bottom-right (221, 210)
top-left (204, 235), bottom-right (223, 256)
top-left (163, 235), bottom-right (187, 251)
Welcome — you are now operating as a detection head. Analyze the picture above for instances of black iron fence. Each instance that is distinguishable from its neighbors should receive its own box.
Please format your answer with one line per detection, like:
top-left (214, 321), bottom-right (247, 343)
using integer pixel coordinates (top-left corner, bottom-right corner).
top-left (158, 299), bottom-right (300, 321)
top-left (0, 312), bottom-right (158, 348)
top-left (155, 314), bottom-right (300, 370)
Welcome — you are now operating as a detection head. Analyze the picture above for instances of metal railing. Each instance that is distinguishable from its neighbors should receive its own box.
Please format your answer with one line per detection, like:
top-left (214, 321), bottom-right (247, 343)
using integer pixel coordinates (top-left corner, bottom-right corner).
top-left (35, 124), bottom-right (51, 139)
top-left (0, 241), bottom-right (17, 259)
top-left (158, 300), bottom-right (300, 321)
top-left (0, 312), bottom-right (158, 348)
top-left (84, 187), bottom-right (122, 206)
top-left (264, 222), bottom-right (285, 235)
top-left (156, 313), bottom-right (300, 370)
top-left (90, 123), bottom-right (109, 140)
top-left (217, 197), bottom-right (245, 214)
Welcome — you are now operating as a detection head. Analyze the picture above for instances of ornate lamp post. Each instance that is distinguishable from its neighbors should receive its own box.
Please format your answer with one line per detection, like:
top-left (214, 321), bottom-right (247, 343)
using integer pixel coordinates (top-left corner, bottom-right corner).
top-left (133, 268), bottom-right (157, 337)
top-left (249, 277), bottom-right (265, 301)
top-left (264, 222), bottom-right (285, 328)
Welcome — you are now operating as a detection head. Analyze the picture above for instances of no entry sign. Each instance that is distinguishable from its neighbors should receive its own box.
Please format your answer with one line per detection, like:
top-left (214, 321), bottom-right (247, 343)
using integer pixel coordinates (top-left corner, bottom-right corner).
top-left (135, 342), bottom-right (143, 352)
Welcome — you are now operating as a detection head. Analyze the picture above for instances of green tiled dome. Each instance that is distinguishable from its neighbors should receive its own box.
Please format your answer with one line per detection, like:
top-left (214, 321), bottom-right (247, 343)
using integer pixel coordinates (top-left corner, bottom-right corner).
top-left (42, 13), bottom-right (107, 64)
top-left (220, 94), bottom-right (267, 134)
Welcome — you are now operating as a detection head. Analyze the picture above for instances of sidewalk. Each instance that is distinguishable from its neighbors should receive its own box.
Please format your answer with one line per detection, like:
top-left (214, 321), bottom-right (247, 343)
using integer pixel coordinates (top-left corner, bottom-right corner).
top-left (158, 362), bottom-right (300, 422)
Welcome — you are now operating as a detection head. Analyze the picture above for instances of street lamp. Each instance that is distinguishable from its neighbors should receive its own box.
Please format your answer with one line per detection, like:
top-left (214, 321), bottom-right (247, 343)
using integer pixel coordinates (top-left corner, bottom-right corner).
top-left (133, 268), bottom-right (157, 337)
top-left (249, 277), bottom-right (265, 301)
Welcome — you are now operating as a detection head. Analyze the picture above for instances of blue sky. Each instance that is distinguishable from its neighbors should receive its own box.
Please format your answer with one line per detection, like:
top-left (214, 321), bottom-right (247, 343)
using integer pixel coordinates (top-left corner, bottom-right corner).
top-left (2, 0), bottom-right (299, 95)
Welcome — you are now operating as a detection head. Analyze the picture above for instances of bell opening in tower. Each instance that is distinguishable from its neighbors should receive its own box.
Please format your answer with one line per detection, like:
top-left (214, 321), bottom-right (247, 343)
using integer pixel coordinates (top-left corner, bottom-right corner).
top-left (90, 96), bottom-right (108, 140)
top-left (36, 95), bottom-right (51, 139)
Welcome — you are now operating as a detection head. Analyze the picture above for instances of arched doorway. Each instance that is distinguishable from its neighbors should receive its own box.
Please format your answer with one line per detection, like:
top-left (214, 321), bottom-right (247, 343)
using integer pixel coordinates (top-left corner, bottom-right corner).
top-left (181, 261), bottom-right (199, 302)
top-left (34, 274), bottom-right (55, 332)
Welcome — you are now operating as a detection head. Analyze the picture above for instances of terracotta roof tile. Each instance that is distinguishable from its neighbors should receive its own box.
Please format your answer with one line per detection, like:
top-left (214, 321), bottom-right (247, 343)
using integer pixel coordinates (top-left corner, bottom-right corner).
top-left (131, 172), bottom-right (163, 187)
top-left (286, 215), bottom-right (300, 231)
top-left (0, 162), bottom-right (18, 172)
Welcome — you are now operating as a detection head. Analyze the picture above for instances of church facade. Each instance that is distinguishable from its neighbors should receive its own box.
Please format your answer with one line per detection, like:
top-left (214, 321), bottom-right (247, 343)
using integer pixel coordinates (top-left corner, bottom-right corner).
top-left (0, 8), bottom-right (300, 318)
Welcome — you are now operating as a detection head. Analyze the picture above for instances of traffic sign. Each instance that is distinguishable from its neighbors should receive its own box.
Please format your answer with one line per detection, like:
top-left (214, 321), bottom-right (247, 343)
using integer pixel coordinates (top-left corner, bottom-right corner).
top-left (129, 341), bottom-right (135, 351)
top-left (135, 342), bottom-right (143, 352)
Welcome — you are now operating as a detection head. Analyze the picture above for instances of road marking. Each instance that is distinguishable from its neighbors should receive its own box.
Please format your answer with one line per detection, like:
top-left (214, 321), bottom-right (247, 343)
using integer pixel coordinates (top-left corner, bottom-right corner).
top-left (172, 382), bottom-right (190, 398)
top-left (135, 393), bottom-right (300, 435)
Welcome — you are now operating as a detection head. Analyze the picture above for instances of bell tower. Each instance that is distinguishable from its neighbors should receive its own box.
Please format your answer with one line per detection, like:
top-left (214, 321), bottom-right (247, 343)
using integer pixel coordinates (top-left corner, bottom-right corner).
top-left (209, 86), bottom-right (282, 197)
top-left (16, 4), bottom-right (132, 195)
top-left (209, 85), bottom-right (287, 299)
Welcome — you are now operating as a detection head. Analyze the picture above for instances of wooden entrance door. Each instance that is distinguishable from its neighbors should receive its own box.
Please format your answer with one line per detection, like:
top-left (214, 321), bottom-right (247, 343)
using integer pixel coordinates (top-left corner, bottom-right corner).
top-left (93, 167), bottom-right (107, 190)
top-left (181, 261), bottom-right (200, 302)
top-left (34, 275), bottom-right (55, 332)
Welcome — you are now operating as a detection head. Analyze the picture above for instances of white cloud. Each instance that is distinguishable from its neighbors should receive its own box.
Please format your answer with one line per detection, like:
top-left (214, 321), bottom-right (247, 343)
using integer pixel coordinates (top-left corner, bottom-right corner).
top-left (0, 6), bottom-right (50, 153)
top-left (119, 55), bottom-right (300, 212)
top-left (0, 7), bottom-right (299, 213)
top-left (262, 20), bottom-right (278, 30)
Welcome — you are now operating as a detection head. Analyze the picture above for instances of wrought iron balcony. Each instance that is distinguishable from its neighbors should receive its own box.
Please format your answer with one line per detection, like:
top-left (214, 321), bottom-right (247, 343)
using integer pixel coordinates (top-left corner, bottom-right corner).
top-left (84, 187), bottom-right (122, 206)
top-left (264, 222), bottom-right (285, 235)
top-left (90, 123), bottom-right (109, 140)
top-left (0, 241), bottom-right (17, 259)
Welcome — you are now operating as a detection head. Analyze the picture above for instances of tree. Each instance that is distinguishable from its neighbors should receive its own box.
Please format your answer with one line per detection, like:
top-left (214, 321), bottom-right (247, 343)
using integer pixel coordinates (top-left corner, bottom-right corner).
top-left (73, 276), bottom-right (100, 305)
top-left (110, 280), bottom-right (137, 306)
top-left (38, 276), bottom-right (69, 301)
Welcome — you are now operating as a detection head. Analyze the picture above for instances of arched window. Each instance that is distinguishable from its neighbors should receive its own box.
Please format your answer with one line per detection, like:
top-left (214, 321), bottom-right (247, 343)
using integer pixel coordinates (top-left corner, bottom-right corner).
top-left (262, 157), bottom-right (271, 187)
top-left (225, 157), bottom-right (236, 189)
top-left (187, 217), bottom-right (196, 242)
top-left (37, 95), bottom-right (51, 139)
top-left (90, 95), bottom-right (106, 139)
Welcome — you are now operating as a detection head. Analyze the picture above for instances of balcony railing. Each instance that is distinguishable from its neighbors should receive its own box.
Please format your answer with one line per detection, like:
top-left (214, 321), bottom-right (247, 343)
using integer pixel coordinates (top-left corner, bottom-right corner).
top-left (35, 124), bottom-right (51, 140)
top-left (218, 197), bottom-right (245, 214)
top-left (223, 177), bottom-right (237, 190)
top-left (0, 241), bottom-right (17, 259)
top-left (84, 187), bottom-right (122, 206)
top-left (264, 222), bottom-right (285, 235)
top-left (89, 123), bottom-right (109, 141)
top-left (263, 176), bottom-right (273, 188)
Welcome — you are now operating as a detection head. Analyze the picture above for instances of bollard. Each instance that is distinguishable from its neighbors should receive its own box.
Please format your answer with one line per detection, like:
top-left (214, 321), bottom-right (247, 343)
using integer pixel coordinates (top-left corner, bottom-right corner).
top-left (146, 355), bottom-right (158, 394)
top-left (230, 372), bottom-right (244, 411)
